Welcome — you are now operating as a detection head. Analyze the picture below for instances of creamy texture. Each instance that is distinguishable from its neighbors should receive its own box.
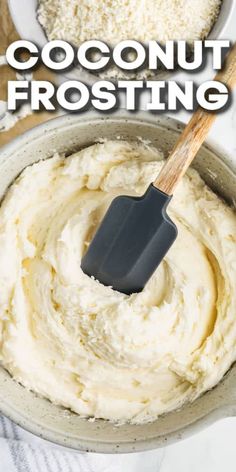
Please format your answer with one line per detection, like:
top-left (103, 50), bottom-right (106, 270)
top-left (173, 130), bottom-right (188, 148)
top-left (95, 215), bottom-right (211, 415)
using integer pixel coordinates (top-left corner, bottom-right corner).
top-left (0, 141), bottom-right (236, 424)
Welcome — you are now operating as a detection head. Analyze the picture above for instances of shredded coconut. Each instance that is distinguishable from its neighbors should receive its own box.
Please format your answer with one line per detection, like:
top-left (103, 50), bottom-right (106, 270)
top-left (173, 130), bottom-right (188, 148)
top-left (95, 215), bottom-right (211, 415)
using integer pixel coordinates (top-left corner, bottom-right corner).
top-left (37, 0), bottom-right (222, 78)
top-left (0, 56), bottom-right (7, 66)
top-left (0, 101), bottom-right (32, 132)
top-left (0, 62), bottom-right (33, 133)
top-left (38, 0), bottom-right (222, 45)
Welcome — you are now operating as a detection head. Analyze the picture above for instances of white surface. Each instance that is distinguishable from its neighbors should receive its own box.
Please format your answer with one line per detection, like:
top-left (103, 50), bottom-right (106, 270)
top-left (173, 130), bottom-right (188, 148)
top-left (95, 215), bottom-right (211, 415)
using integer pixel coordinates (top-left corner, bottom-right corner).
top-left (3, 1), bottom-right (236, 471)
top-left (3, 416), bottom-right (236, 471)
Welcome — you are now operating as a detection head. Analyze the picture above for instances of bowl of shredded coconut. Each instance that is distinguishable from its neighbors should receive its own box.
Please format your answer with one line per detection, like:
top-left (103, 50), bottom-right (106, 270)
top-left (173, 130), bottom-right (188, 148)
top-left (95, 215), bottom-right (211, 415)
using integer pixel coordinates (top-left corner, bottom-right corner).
top-left (0, 111), bottom-right (236, 452)
top-left (8, 0), bottom-right (235, 81)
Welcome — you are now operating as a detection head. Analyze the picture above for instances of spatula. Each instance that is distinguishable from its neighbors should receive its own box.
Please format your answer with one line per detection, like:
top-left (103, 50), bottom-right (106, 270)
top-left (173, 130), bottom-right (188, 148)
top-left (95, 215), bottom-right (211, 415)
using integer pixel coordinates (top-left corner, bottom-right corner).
top-left (81, 43), bottom-right (236, 294)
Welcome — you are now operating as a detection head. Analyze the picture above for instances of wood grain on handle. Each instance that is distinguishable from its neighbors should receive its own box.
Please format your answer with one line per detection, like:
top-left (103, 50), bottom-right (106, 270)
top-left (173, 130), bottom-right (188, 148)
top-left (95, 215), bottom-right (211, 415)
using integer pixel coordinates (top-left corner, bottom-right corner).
top-left (215, 42), bottom-right (236, 89)
top-left (154, 43), bottom-right (236, 195)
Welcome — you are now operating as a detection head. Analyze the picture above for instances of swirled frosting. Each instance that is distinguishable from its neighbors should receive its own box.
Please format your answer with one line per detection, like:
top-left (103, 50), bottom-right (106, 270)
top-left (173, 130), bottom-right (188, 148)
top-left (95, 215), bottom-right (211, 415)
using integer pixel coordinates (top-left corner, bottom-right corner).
top-left (0, 141), bottom-right (235, 423)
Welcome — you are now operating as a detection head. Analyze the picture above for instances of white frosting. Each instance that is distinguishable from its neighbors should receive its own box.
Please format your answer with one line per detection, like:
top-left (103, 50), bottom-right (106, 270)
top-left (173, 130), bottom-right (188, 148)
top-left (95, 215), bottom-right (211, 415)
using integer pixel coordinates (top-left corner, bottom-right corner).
top-left (0, 141), bottom-right (236, 424)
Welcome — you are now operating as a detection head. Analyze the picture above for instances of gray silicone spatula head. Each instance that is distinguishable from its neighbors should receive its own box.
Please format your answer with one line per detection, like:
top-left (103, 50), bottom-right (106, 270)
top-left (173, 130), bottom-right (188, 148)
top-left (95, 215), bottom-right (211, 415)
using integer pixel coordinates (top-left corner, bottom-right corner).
top-left (81, 185), bottom-right (177, 294)
top-left (81, 44), bottom-right (236, 294)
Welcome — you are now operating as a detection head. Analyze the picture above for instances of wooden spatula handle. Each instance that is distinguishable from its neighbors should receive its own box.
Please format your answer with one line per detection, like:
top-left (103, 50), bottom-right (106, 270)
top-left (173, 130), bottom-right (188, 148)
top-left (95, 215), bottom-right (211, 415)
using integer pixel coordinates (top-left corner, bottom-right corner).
top-left (154, 43), bottom-right (236, 195)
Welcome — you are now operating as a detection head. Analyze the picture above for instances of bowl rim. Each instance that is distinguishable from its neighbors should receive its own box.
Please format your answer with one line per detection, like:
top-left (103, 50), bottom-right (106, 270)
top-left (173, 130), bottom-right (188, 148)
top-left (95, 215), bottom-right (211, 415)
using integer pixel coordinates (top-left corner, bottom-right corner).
top-left (1, 109), bottom-right (236, 174)
top-left (1, 396), bottom-right (235, 454)
top-left (0, 110), bottom-right (236, 453)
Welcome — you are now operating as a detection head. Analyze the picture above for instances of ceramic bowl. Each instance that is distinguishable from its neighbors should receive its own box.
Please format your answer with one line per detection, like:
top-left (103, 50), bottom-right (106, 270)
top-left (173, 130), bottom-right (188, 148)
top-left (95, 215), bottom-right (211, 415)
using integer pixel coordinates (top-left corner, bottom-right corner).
top-left (0, 111), bottom-right (236, 453)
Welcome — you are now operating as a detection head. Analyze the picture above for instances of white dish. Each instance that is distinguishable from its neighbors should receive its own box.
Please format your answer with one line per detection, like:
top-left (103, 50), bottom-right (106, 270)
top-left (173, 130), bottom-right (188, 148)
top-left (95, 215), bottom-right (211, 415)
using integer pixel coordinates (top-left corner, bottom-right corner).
top-left (7, 0), bottom-right (236, 83)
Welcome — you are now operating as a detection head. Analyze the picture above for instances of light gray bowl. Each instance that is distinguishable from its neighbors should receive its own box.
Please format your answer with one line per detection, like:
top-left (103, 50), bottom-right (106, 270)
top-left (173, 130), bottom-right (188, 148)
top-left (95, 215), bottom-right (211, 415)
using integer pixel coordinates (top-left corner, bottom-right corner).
top-left (0, 111), bottom-right (236, 453)
top-left (8, 0), bottom-right (236, 83)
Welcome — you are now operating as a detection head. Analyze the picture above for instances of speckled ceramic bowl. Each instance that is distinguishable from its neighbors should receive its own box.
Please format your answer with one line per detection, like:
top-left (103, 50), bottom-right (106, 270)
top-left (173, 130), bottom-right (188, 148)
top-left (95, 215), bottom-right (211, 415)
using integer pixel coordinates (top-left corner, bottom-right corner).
top-left (0, 111), bottom-right (236, 453)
